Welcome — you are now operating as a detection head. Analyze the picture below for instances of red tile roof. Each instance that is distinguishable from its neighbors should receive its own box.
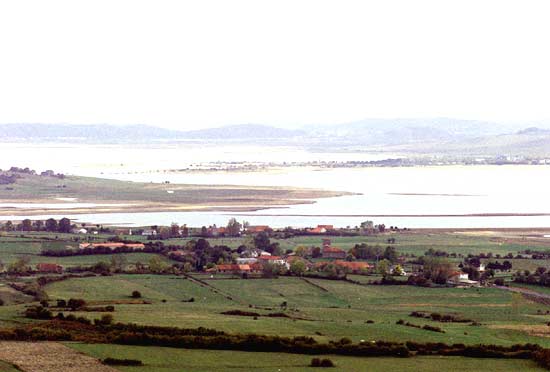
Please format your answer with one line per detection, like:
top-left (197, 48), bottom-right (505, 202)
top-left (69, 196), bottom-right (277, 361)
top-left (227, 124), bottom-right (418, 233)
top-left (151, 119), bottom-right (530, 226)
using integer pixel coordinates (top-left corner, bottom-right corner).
top-left (79, 242), bottom-right (145, 249)
top-left (323, 247), bottom-right (345, 253)
top-left (334, 260), bottom-right (371, 270)
top-left (216, 264), bottom-right (251, 272)
top-left (36, 263), bottom-right (63, 272)
top-left (247, 225), bottom-right (270, 233)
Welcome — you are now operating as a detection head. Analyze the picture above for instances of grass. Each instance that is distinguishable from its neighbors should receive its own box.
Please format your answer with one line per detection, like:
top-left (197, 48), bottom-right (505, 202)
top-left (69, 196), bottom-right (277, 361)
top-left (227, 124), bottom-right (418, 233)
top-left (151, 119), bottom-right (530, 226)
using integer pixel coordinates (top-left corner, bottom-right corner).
top-left (42, 274), bottom-right (550, 347)
top-left (67, 343), bottom-right (545, 372)
top-left (0, 361), bottom-right (20, 372)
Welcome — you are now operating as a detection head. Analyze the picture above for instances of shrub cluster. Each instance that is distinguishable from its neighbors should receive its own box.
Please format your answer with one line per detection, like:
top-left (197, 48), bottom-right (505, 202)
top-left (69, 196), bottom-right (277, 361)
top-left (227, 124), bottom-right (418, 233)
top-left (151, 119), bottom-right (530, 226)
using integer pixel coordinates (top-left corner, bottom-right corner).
top-left (311, 358), bottom-right (335, 367)
top-left (396, 320), bottom-right (445, 333)
top-left (0, 320), bottom-right (547, 365)
top-left (410, 311), bottom-right (472, 323)
top-left (103, 358), bottom-right (143, 366)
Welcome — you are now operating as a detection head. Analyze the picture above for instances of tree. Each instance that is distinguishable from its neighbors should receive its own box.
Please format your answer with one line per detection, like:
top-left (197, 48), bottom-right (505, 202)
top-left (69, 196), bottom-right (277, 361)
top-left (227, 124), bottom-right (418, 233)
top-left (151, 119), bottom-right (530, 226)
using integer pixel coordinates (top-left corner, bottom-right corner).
top-left (290, 260), bottom-right (306, 276)
top-left (423, 256), bottom-right (454, 284)
top-left (68, 298), bottom-right (86, 310)
top-left (170, 223), bottom-right (180, 237)
top-left (110, 255), bottom-right (127, 272)
top-left (311, 247), bottom-right (322, 258)
top-left (383, 246), bottom-right (398, 263)
top-left (148, 256), bottom-right (166, 273)
top-left (4, 220), bottom-right (14, 232)
top-left (33, 220), bottom-right (44, 231)
top-left (226, 218), bottom-right (242, 237)
top-left (131, 290), bottom-right (142, 298)
top-left (20, 219), bottom-right (32, 231)
top-left (392, 264), bottom-right (404, 276)
top-left (295, 246), bottom-right (308, 257)
top-left (254, 232), bottom-right (270, 251)
top-left (59, 218), bottom-right (73, 233)
top-left (45, 218), bottom-right (58, 232)
top-left (7, 256), bottom-right (31, 274)
top-left (377, 259), bottom-right (391, 276)
top-left (267, 242), bottom-right (282, 256)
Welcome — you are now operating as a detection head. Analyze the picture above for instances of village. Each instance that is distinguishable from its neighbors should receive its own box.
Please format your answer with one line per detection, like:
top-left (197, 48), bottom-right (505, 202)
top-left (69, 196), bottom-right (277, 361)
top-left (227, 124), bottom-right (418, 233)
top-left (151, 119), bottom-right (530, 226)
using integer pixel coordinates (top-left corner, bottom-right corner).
top-left (16, 219), bottom-right (494, 288)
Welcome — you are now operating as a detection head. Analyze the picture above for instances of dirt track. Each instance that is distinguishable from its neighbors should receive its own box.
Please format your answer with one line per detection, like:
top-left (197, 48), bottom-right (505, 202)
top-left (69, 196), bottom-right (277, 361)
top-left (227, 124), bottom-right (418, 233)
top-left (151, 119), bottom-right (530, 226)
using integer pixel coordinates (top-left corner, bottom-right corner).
top-left (0, 342), bottom-right (118, 372)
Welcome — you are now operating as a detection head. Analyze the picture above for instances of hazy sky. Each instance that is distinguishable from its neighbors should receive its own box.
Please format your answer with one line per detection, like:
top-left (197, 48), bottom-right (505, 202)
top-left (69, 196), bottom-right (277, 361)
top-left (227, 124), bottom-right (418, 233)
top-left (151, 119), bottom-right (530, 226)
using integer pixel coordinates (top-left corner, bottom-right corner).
top-left (1, 0), bottom-right (549, 130)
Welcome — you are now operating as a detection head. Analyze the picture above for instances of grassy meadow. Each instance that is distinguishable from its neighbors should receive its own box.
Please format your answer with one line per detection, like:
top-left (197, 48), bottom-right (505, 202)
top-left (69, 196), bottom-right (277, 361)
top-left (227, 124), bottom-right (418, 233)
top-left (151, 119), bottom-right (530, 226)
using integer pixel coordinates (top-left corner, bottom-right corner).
top-left (1, 229), bottom-right (550, 370)
top-left (67, 343), bottom-right (546, 372)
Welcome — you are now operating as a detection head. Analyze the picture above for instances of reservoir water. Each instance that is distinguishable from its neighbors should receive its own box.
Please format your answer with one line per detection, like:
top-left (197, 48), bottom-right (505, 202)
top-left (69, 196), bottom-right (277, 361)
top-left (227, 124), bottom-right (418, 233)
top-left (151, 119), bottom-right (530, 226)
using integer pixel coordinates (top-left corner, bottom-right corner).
top-left (1, 143), bottom-right (549, 228)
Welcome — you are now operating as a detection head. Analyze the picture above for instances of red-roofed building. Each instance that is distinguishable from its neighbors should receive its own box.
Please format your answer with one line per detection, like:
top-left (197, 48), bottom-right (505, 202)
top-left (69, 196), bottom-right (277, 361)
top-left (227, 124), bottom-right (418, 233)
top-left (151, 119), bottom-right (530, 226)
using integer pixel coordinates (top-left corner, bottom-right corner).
top-left (246, 225), bottom-right (271, 234)
top-left (334, 260), bottom-right (371, 273)
top-left (317, 225), bottom-right (334, 230)
top-left (258, 255), bottom-right (286, 265)
top-left (215, 264), bottom-right (251, 274)
top-left (36, 263), bottom-right (63, 274)
top-left (309, 225), bottom-right (335, 234)
top-left (78, 242), bottom-right (145, 250)
top-left (322, 246), bottom-right (346, 259)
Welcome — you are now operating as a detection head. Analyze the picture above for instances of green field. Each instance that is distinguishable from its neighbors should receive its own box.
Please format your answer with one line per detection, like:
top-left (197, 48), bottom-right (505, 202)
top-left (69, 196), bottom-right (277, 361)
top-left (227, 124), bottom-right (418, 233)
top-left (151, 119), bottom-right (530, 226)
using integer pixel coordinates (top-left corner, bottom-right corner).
top-left (2, 229), bottom-right (550, 370)
top-left (41, 273), bottom-right (550, 347)
top-left (67, 343), bottom-right (545, 372)
top-left (0, 361), bottom-right (20, 372)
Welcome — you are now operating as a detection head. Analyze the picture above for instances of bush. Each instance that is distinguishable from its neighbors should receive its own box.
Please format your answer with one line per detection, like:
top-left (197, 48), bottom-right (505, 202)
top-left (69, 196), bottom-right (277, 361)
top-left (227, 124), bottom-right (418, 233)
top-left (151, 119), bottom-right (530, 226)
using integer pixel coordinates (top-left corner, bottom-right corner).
top-left (67, 298), bottom-right (86, 310)
top-left (103, 358), bottom-right (143, 366)
top-left (131, 290), bottom-right (142, 298)
top-left (320, 359), bottom-right (335, 367)
top-left (311, 358), bottom-right (335, 367)
top-left (24, 306), bottom-right (53, 320)
top-left (95, 314), bottom-right (114, 326)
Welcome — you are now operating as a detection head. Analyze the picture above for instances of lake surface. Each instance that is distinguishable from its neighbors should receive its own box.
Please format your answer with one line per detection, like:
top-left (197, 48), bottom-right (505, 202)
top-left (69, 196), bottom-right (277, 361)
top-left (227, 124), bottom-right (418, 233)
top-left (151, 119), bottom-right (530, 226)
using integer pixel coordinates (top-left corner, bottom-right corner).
top-left (1, 143), bottom-right (549, 228)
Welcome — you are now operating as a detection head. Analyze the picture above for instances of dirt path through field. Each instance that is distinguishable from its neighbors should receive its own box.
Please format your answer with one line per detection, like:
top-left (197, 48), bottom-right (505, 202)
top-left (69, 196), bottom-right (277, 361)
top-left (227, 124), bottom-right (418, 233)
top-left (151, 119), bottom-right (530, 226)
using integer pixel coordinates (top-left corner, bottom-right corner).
top-left (495, 285), bottom-right (550, 305)
top-left (0, 342), bottom-right (118, 372)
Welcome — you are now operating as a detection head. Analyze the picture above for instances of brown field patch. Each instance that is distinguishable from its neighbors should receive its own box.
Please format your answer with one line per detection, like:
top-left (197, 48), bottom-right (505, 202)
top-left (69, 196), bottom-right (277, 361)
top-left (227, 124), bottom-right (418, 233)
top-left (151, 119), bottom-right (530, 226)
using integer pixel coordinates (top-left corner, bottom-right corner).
top-left (0, 342), bottom-right (117, 372)
top-left (488, 324), bottom-right (550, 338)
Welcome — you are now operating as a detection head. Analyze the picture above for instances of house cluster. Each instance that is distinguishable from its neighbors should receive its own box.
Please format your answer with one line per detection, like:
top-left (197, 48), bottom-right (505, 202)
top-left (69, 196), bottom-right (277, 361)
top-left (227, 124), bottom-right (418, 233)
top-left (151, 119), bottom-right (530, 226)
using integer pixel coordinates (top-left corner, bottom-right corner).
top-left (210, 249), bottom-right (290, 275)
top-left (209, 238), bottom-right (373, 276)
top-left (447, 264), bottom-right (485, 287)
top-left (308, 225), bottom-right (334, 234)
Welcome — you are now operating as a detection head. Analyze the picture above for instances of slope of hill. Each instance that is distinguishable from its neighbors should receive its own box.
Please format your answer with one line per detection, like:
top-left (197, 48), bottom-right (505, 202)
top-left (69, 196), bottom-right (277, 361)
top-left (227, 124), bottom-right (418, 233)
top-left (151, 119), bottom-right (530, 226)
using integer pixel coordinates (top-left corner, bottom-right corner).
top-left (1, 120), bottom-right (550, 157)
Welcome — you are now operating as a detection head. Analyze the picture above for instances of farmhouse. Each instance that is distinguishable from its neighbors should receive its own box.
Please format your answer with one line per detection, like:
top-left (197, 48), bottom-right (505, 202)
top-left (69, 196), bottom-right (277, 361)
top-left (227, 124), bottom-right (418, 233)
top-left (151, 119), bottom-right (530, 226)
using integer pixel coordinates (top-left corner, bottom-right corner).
top-left (78, 242), bottom-right (145, 250)
top-left (246, 225), bottom-right (270, 234)
top-left (36, 263), bottom-right (63, 274)
top-left (447, 271), bottom-right (479, 287)
top-left (215, 264), bottom-right (251, 274)
top-left (236, 257), bottom-right (258, 264)
top-left (257, 255), bottom-right (288, 267)
top-left (309, 225), bottom-right (334, 234)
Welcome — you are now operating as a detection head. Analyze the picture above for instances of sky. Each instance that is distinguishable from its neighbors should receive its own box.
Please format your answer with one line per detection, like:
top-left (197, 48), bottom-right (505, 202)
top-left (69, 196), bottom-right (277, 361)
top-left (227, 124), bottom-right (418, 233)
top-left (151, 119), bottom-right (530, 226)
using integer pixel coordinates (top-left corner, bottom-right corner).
top-left (0, 0), bottom-right (549, 130)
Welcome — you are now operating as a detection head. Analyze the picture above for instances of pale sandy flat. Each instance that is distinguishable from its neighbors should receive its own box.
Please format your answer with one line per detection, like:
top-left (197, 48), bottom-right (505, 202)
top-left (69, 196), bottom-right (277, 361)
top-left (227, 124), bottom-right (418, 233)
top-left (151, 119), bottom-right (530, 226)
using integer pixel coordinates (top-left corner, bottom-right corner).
top-left (0, 342), bottom-right (118, 372)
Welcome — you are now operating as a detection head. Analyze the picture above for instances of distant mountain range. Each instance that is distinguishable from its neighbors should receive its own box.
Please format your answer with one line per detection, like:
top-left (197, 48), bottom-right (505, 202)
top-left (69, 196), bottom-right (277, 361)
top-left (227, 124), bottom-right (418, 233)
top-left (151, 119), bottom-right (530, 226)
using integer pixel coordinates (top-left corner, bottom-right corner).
top-left (2, 119), bottom-right (550, 157)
